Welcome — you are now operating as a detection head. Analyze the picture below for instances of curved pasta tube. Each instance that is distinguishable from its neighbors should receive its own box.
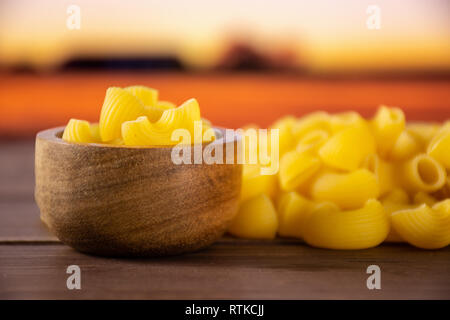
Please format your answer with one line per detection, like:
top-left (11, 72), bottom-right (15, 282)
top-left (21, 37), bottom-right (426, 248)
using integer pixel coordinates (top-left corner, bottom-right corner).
top-left (427, 130), bottom-right (450, 169)
top-left (362, 154), bottom-right (396, 195)
top-left (228, 194), bottom-right (278, 239)
top-left (277, 192), bottom-right (313, 239)
top-left (122, 98), bottom-right (201, 146)
top-left (318, 123), bottom-right (375, 171)
top-left (270, 116), bottom-right (296, 156)
top-left (144, 105), bottom-right (166, 122)
top-left (125, 85), bottom-right (159, 106)
top-left (371, 106), bottom-right (405, 156)
top-left (391, 201), bottom-right (450, 249)
top-left (88, 123), bottom-right (101, 141)
top-left (62, 119), bottom-right (100, 143)
top-left (381, 189), bottom-right (410, 243)
top-left (330, 112), bottom-right (367, 133)
top-left (99, 87), bottom-right (146, 141)
top-left (406, 122), bottom-right (440, 148)
top-left (310, 169), bottom-right (380, 209)
top-left (279, 150), bottom-right (321, 191)
top-left (303, 199), bottom-right (390, 250)
top-left (389, 131), bottom-right (421, 161)
top-left (144, 102), bottom-right (177, 123)
top-left (296, 129), bottom-right (329, 153)
top-left (400, 154), bottom-right (446, 192)
top-left (292, 112), bottom-right (331, 140)
top-left (241, 164), bottom-right (278, 202)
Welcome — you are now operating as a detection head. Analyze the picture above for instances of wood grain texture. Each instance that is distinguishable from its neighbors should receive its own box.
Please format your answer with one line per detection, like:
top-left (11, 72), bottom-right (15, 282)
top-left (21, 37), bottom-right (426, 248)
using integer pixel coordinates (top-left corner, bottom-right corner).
top-left (0, 141), bottom-right (35, 200)
top-left (0, 202), bottom-right (57, 242)
top-left (35, 128), bottom-right (242, 257)
top-left (1, 240), bottom-right (449, 299)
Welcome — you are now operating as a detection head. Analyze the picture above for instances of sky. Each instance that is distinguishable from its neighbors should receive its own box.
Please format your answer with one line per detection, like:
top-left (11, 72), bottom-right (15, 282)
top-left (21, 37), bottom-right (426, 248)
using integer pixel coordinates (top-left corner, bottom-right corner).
top-left (0, 0), bottom-right (449, 72)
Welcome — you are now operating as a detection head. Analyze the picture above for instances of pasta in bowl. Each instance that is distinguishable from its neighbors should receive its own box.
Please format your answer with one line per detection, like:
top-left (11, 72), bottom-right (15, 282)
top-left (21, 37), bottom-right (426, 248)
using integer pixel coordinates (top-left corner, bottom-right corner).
top-left (35, 85), bottom-right (242, 257)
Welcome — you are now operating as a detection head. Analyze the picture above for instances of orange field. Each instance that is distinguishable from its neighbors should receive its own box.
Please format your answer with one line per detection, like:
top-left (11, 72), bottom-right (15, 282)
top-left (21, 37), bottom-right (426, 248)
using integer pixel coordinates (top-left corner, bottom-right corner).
top-left (1, 73), bottom-right (450, 137)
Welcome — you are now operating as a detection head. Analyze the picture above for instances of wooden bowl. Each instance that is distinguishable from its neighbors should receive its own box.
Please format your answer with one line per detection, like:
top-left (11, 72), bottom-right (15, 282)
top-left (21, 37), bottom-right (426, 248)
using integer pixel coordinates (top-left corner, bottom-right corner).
top-left (35, 127), bottom-right (242, 257)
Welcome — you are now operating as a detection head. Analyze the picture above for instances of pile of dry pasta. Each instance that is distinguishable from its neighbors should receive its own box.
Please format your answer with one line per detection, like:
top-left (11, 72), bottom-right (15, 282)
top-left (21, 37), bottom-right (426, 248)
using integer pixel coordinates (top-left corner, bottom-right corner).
top-left (62, 85), bottom-right (213, 145)
top-left (229, 106), bottom-right (450, 250)
top-left (61, 87), bottom-right (449, 250)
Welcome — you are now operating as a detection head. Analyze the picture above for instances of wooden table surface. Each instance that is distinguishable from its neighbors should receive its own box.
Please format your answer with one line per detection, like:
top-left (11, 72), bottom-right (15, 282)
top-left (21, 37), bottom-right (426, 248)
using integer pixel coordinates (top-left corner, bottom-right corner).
top-left (1, 140), bottom-right (449, 299)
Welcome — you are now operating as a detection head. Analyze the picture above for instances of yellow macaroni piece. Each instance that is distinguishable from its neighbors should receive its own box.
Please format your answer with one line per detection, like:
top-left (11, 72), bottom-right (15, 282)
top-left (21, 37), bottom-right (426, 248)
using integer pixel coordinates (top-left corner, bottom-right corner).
top-left (381, 189), bottom-right (411, 242)
top-left (296, 129), bottom-right (329, 153)
top-left (241, 164), bottom-right (277, 201)
top-left (389, 131), bottom-right (421, 161)
top-left (362, 154), bottom-right (396, 195)
top-left (400, 153), bottom-right (446, 192)
top-left (125, 85), bottom-right (159, 106)
top-left (406, 122), bottom-right (440, 148)
top-left (228, 194), bottom-right (278, 239)
top-left (371, 106), bottom-right (405, 156)
top-left (143, 101), bottom-right (177, 122)
top-left (427, 129), bottom-right (450, 169)
top-left (391, 200), bottom-right (450, 249)
top-left (122, 98), bottom-right (201, 146)
top-left (279, 150), bottom-right (321, 191)
top-left (318, 123), bottom-right (375, 171)
top-left (277, 191), bottom-right (313, 239)
top-left (62, 119), bottom-right (101, 144)
top-left (292, 112), bottom-right (331, 140)
top-left (310, 169), bottom-right (380, 209)
top-left (270, 116), bottom-right (296, 156)
top-left (329, 111), bottom-right (366, 133)
top-left (144, 105), bottom-right (166, 122)
top-left (303, 199), bottom-right (389, 250)
top-left (99, 87), bottom-right (146, 141)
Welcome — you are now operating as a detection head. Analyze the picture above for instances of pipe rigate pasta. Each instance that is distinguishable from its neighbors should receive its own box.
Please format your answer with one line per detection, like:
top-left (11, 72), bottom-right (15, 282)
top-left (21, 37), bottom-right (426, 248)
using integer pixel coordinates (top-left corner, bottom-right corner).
top-left (391, 200), bottom-right (450, 249)
top-left (228, 194), bottom-right (278, 240)
top-left (371, 106), bottom-right (405, 156)
top-left (125, 85), bottom-right (159, 107)
top-left (310, 169), bottom-right (380, 209)
top-left (99, 87), bottom-right (146, 141)
top-left (400, 154), bottom-right (446, 192)
top-left (276, 191), bottom-right (313, 239)
top-left (122, 98), bottom-right (201, 146)
top-left (427, 129), bottom-right (450, 169)
top-left (303, 199), bottom-right (390, 250)
top-left (62, 119), bottom-right (100, 144)
top-left (318, 123), bottom-right (375, 171)
top-left (279, 150), bottom-right (321, 191)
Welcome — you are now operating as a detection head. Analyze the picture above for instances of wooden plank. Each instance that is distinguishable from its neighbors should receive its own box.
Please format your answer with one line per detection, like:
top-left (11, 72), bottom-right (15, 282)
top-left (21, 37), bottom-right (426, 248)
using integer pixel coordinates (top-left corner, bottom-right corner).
top-left (0, 141), bottom-right (35, 200)
top-left (0, 241), bottom-right (449, 299)
top-left (0, 202), bottom-right (57, 242)
top-left (0, 141), bottom-right (56, 241)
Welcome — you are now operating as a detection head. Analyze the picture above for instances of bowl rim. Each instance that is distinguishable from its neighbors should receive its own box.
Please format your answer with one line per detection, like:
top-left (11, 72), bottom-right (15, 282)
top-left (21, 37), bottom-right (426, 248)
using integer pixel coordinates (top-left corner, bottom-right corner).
top-left (36, 126), bottom-right (241, 149)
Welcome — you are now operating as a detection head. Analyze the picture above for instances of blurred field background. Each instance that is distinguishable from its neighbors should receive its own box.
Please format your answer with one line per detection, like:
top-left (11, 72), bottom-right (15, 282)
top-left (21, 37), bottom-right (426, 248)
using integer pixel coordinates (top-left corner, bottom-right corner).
top-left (1, 0), bottom-right (450, 137)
